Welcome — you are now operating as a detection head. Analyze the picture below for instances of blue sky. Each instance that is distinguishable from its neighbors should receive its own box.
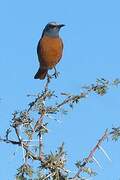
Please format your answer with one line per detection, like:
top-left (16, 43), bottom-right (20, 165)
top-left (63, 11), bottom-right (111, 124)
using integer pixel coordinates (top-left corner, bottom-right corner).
top-left (0, 0), bottom-right (120, 179)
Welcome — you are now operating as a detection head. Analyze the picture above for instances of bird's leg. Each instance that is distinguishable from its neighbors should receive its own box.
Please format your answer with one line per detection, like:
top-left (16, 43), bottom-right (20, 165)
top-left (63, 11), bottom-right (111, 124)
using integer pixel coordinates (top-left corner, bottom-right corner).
top-left (46, 73), bottom-right (52, 82)
top-left (52, 67), bottom-right (60, 78)
top-left (44, 73), bottom-right (52, 92)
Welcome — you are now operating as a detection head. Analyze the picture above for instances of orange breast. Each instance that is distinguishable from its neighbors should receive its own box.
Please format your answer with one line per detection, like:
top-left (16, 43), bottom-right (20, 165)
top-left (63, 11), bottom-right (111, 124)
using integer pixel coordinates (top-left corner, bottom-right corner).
top-left (38, 35), bottom-right (63, 69)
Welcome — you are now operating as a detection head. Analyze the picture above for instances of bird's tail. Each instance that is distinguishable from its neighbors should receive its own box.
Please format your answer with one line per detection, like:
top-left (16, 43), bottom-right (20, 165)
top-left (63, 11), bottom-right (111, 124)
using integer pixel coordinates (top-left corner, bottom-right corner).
top-left (34, 68), bottom-right (48, 80)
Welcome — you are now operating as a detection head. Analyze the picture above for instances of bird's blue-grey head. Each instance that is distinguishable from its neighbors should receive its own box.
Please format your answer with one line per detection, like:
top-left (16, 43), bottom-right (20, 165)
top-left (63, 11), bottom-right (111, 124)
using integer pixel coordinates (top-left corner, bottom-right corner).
top-left (42, 22), bottom-right (65, 37)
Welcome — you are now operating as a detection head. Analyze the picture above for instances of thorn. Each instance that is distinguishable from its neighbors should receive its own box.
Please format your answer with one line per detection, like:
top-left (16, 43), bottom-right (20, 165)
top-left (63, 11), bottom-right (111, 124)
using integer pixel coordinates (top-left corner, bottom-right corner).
top-left (92, 156), bottom-right (102, 168)
top-left (86, 177), bottom-right (93, 180)
top-left (47, 115), bottom-right (54, 120)
top-left (28, 145), bottom-right (39, 147)
top-left (98, 145), bottom-right (112, 162)
top-left (23, 139), bottom-right (39, 142)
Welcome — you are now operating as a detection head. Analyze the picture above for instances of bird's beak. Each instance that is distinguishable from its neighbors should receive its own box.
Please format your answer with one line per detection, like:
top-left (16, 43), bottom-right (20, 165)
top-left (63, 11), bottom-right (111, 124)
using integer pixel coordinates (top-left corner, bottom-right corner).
top-left (58, 24), bottom-right (65, 28)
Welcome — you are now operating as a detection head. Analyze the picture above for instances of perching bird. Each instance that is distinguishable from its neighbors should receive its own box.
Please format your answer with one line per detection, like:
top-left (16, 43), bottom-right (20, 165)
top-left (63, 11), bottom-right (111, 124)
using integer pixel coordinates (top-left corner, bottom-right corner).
top-left (34, 22), bottom-right (65, 80)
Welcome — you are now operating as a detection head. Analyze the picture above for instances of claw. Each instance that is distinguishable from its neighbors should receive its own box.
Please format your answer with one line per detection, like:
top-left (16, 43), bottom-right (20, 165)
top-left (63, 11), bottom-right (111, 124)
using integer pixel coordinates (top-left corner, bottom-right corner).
top-left (52, 67), bottom-right (60, 78)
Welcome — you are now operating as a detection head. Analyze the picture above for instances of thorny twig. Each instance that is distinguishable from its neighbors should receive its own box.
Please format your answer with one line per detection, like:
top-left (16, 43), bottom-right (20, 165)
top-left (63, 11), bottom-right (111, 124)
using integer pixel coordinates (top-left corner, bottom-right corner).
top-left (28, 78), bottom-right (120, 114)
top-left (27, 75), bottom-right (52, 113)
top-left (72, 129), bottom-right (109, 179)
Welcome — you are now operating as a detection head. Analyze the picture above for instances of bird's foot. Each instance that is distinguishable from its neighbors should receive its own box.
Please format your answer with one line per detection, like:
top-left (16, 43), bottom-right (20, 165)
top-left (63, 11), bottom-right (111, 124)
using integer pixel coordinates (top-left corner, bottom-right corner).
top-left (52, 67), bottom-right (60, 79)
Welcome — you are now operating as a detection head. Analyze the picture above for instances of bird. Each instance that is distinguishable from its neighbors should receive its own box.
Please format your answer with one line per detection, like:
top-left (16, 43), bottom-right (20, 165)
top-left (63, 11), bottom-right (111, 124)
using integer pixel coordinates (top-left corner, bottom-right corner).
top-left (34, 22), bottom-right (65, 80)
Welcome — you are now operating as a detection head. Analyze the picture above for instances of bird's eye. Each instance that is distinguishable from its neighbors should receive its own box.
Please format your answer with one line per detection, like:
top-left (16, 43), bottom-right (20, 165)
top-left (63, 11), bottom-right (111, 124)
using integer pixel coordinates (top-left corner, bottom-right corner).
top-left (49, 24), bottom-right (56, 29)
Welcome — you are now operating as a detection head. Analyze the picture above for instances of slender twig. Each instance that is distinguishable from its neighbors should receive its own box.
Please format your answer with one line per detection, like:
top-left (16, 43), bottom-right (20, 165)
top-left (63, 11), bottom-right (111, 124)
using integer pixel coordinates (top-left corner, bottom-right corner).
top-left (27, 95), bottom-right (40, 112)
top-left (14, 126), bottom-right (22, 142)
top-left (39, 132), bottom-right (44, 161)
top-left (21, 141), bottom-right (26, 163)
top-left (34, 110), bottom-right (46, 132)
top-left (34, 110), bottom-right (46, 161)
top-left (0, 138), bottom-right (20, 145)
